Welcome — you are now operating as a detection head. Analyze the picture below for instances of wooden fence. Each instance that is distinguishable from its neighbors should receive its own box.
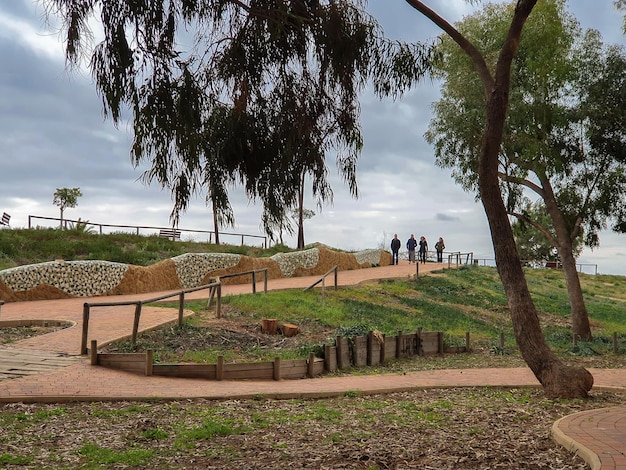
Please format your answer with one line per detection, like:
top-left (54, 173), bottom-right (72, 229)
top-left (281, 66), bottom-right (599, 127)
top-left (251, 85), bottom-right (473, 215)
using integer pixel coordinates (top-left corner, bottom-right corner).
top-left (81, 269), bottom-right (268, 355)
top-left (88, 327), bottom-right (457, 380)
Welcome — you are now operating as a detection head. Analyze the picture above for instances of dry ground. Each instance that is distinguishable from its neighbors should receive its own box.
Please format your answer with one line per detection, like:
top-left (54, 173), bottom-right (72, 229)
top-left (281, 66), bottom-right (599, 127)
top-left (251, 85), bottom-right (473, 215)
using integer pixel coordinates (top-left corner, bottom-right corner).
top-left (2, 388), bottom-right (624, 469)
top-left (2, 319), bottom-right (626, 468)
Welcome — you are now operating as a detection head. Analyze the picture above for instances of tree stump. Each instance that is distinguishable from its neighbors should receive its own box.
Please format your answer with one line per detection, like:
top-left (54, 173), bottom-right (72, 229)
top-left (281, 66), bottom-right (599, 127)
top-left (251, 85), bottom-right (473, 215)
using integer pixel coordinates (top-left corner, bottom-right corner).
top-left (261, 319), bottom-right (277, 335)
top-left (281, 323), bottom-right (299, 337)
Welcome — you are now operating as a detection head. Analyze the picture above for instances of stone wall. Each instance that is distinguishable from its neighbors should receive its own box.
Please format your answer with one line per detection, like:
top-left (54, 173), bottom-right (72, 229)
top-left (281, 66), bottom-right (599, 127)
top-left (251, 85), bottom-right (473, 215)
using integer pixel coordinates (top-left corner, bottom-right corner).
top-left (0, 246), bottom-right (391, 302)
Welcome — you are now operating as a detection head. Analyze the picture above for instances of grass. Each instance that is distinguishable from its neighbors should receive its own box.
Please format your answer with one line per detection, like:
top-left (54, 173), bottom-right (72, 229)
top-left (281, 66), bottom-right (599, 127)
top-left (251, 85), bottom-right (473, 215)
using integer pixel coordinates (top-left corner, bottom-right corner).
top-left (103, 265), bottom-right (626, 370)
top-left (0, 227), bottom-right (295, 270)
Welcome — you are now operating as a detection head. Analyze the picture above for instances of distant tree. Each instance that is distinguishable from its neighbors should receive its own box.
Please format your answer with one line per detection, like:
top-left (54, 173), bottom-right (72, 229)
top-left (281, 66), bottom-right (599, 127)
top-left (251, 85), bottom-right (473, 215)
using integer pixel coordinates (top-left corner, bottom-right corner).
top-left (52, 187), bottom-right (82, 229)
top-left (511, 201), bottom-right (583, 263)
top-left (426, 0), bottom-right (626, 341)
top-left (410, 0), bottom-right (593, 397)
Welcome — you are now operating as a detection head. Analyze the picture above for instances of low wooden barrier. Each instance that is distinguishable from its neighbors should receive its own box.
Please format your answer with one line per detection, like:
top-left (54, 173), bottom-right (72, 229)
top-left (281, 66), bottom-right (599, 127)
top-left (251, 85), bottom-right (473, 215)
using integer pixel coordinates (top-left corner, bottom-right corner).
top-left (89, 327), bottom-right (458, 381)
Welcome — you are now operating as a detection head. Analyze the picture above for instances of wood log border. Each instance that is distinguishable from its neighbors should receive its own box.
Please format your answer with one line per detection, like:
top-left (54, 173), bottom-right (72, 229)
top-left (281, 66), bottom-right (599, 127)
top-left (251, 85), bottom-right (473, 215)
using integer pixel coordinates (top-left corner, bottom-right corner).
top-left (89, 328), bottom-right (468, 381)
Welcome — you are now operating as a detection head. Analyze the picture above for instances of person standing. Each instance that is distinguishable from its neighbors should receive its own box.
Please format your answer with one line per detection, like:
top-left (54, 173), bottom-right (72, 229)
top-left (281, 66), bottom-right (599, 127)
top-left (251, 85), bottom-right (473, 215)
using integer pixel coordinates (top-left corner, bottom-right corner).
top-left (390, 234), bottom-right (401, 265)
top-left (435, 237), bottom-right (446, 263)
top-left (419, 236), bottom-right (428, 264)
top-left (406, 234), bottom-right (417, 263)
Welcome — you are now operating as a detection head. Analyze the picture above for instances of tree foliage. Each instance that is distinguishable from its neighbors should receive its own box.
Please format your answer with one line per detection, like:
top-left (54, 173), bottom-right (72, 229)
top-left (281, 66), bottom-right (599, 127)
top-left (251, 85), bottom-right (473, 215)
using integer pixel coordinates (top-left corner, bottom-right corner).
top-left (52, 187), bottom-right (82, 227)
top-left (44, 0), bottom-right (434, 238)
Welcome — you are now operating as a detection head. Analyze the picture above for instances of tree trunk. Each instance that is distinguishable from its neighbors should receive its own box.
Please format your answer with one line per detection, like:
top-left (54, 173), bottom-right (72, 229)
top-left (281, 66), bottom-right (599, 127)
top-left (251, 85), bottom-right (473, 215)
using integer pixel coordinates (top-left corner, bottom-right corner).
top-left (213, 205), bottom-right (220, 245)
top-left (540, 178), bottom-right (592, 340)
top-left (476, 17), bottom-right (592, 398)
top-left (297, 171), bottom-right (305, 250)
top-left (59, 208), bottom-right (64, 229)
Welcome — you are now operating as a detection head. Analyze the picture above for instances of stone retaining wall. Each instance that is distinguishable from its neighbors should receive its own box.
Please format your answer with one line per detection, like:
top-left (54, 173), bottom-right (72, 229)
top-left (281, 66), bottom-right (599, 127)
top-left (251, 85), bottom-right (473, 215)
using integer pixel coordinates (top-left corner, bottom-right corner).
top-left (0, 246), bottom-right (391, 302)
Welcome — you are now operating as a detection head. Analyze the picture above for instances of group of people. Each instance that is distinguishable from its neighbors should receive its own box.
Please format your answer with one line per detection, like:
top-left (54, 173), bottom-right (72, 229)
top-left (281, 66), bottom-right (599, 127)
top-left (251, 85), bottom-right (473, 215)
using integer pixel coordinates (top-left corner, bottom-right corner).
top-left (390, 234), bottom-right (446, 265)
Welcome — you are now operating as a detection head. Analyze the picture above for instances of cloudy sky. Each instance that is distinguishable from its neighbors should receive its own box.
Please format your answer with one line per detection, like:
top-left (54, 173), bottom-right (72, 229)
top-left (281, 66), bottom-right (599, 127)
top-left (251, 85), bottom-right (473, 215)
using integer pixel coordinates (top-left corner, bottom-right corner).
top-left (1, 1), bottom-right (624, 274)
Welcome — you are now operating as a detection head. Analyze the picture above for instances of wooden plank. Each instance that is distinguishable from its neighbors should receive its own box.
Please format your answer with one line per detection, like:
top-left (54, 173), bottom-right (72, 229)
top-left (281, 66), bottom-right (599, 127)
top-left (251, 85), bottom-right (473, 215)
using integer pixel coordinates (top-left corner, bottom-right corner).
top-left (354, 336), bottom-right (367, 366)
top-left (153, 364), bottom-right (216, 379)
top-left (421, 331), bottom-right (440, 355)
top-left (324, 345), bottom-right (337, 372)
top-left (385, 336), bottom-right (397, 359)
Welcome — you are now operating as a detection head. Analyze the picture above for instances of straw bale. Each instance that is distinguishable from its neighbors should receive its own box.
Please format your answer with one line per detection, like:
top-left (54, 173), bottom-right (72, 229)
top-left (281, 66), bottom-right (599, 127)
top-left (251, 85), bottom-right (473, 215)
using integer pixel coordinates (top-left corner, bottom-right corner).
top-left (379, 250), bottom-right (392, 266)
top-left (3, 283), bottom-right (74, 302)
top-left (200, 256), bottom-right (283, 285)
top-left (0, 281), bottom-right (13, 302)
top-left (107, 260), bottom-right (181, 295)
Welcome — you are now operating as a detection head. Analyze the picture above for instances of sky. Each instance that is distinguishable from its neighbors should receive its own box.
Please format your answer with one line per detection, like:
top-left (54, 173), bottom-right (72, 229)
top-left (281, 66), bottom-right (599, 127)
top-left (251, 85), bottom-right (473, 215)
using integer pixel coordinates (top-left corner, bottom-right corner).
top-left (0, 1), bottom-right (624, 275)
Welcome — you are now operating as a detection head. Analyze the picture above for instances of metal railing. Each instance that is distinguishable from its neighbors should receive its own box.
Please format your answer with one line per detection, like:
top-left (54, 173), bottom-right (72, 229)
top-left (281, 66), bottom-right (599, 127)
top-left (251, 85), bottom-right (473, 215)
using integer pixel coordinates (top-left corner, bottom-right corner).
top-left (27, 215), bottom-right (267, 248)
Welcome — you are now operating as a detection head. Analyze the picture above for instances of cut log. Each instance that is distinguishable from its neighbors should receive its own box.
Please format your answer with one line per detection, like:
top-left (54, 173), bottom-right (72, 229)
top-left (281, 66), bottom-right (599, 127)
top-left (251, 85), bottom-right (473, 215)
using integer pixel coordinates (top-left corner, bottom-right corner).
top-left (261, 319), bottom-right (277, 335)
top-left (281, 323), bottom-right (299, 337)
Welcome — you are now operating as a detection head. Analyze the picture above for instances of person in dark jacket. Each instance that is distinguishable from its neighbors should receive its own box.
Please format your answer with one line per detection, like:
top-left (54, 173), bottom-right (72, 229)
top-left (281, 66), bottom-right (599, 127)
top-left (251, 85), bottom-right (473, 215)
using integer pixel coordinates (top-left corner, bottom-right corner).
top-left (406, 234), bottom-right (417, 263)
top-left (418, 236), bottom-right (428, 264)
top-left (390, 234), bottom-right (401, 265)
top-left (435, 237), bottom-right (446, 263)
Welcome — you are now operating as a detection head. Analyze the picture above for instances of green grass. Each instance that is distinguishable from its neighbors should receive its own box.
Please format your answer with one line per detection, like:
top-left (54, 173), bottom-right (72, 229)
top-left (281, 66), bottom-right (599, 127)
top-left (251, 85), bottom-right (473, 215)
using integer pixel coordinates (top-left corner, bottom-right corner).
top-left (111, 265), bottom-right (626, 369)
top-left (0, 227), bottom-right (295, 270)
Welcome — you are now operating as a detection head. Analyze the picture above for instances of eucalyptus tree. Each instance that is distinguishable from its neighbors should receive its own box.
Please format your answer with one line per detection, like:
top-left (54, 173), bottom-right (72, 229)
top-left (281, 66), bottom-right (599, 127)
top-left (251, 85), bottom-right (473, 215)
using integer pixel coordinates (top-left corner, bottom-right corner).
top-left (52, 187), bottom-right (82, 228)
top-left (425, 0), bottom-right (626, 342)
top-left (511, 201), bottom-right (583, 263)
top-left (408, 0), bottom-right (593, 397)
top-left (44, 0), bottom-right (596, 397)
top-left (44, 0), bottom-right (430, 242)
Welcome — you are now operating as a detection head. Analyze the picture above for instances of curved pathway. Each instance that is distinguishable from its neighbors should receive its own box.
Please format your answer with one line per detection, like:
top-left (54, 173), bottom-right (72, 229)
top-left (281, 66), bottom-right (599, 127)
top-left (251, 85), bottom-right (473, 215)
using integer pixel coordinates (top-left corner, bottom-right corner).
top-left (0, 260), bottom-right (625, 469)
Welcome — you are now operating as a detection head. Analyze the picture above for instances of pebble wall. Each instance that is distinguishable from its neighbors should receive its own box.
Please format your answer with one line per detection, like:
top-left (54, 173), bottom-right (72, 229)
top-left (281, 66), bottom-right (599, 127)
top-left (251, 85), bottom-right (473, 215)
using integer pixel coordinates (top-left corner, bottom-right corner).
top-left (0, 247), bottom-right (389, 302)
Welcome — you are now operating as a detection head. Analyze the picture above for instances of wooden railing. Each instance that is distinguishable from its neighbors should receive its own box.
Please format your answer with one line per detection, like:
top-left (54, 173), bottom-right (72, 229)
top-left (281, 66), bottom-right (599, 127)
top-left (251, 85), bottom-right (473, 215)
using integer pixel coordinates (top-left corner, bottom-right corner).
top-left (27, 215), bottom-right (267, 248)
top-left (80, 268), bottom-right (268, 355)
top-left (81, 282), bottom-right (220, 355)
top-left (304, 265), bottom-right (338, 298)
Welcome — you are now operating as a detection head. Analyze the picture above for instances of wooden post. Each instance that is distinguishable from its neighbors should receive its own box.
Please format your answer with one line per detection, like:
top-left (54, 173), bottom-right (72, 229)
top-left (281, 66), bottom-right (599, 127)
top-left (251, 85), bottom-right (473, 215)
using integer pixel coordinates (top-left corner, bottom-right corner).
top-left (132, 302), bottom-right (142, 345)
top-left (178, 292), bottom-right (184, 327)
top-left (614, 332), bottom-right (619, 354)
top-left (307, 352), bottom-right (315, 377)
top-left (263, 269), bottom-right (268, 293)
top-left (334, 266), bottom-right (338, 290)
top-left (380, 334), bottom-right (386, 364)
top-left (90, 340), bottom-right (98, 365)
top-left (216, 284), bottom-right (222, 318)
top-left (465, 331), bottom-right (471, 352)
top-left (336, 336), bottom-right (345, 369)
top-left (216, 356), bottom-right (224, 381)
top-left (367, 331), bottom-right (373, 366)
top-left (145, 349), bottom-right (153, 376)
top-left (207, 285), bottom-right (216, 308)
top-left (324, 345), bottom-right (337, 372)
top-left (417, 327), bottom-right (423, 356)
top-left (273, 357), bottom-right (281, 380)
top-left (252, 270), bottom-right (257, 294)
top-left (437, 332), bottom-right (444, 354)
top-left (396, 330), bottom-right (402, 358)
top-left (81, 303), bottom-right (90, 355)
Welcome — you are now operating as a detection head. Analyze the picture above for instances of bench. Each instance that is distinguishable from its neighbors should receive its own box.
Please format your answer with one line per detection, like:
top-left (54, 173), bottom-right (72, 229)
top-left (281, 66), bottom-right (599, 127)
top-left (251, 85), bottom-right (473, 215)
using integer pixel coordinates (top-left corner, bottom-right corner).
top-left (1, 212), bottom-right (10, 226)
top-left (159, 228), bottom-right (181, 241)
